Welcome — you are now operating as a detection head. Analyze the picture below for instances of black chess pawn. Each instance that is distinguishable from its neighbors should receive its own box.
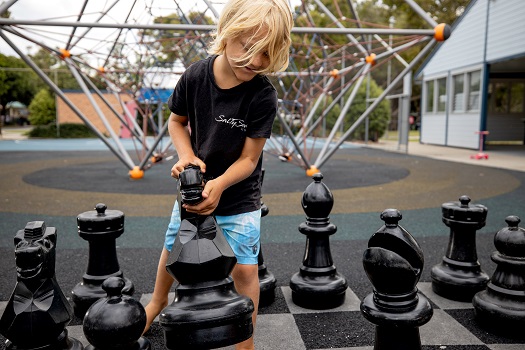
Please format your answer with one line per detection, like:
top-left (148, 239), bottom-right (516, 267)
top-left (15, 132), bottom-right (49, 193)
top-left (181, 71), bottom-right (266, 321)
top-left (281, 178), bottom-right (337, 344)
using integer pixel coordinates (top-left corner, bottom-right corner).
top-left (473, 215), bottom-right (525, 332)
top-left (431, 195), bottom-right (489, 301)
top-left (160, 166), bottom-right (254, 349)
top-left (289, 173), bottom-right (347, 309)
top-left (361, 209), bottom-right (433, 350)
top-left (259, 169), bottom-right (276, 307)
top-left (0, 221), bottom-right (83, 350)
top-left (83, 277), bottom-right (150, 349)
top-left (71, 203), bottom-right (134, 318)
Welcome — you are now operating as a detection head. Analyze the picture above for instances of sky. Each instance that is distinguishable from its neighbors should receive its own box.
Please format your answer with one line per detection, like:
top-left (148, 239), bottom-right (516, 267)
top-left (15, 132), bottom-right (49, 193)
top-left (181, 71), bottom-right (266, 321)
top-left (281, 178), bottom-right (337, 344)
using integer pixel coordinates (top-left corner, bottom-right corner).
top-left (0, 0), bottom-right (302, 58)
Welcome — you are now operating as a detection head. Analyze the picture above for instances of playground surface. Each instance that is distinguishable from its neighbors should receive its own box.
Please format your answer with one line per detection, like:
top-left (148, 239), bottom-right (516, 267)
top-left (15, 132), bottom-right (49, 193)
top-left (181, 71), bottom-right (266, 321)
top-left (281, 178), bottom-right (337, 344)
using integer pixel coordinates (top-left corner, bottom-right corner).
top-left (0, 135), bottom-right (524, 349)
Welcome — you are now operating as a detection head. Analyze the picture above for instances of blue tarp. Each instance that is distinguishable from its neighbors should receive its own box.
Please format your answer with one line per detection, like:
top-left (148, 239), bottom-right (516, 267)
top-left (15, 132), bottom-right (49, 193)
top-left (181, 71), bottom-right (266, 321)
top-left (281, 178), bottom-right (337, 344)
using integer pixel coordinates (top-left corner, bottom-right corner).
top-left (137, 88), bottom-right (173, 104)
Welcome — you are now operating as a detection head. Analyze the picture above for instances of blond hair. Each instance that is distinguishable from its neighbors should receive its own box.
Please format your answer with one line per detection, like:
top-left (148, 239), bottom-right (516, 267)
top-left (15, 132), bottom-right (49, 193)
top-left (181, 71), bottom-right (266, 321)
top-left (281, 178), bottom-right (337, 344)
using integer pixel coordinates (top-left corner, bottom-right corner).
top-left (208, 0), bottom-right (293, 75)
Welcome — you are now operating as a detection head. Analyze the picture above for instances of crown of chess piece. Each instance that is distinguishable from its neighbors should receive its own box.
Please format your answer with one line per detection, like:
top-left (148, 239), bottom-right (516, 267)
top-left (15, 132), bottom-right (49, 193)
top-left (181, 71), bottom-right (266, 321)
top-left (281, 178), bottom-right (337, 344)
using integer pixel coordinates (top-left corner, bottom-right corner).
top-left (83, 277), bottom-right (150, 350)
top-left (431, 195), bottom-right (489, 301)
top-left (0, 221), bottom-right (83, 350)
top-left (360, 209), bottom-right (433, 350)
top-left (258, 168), bottom-right (276, 307)
top-left (290, 173), bottom-right (347, 309)
top-left (71, 203), bottom-right (134, 318)
top-left (473, 215), bottom-right (525, 333)
top-left (160, 166), bottom-right (254, 349)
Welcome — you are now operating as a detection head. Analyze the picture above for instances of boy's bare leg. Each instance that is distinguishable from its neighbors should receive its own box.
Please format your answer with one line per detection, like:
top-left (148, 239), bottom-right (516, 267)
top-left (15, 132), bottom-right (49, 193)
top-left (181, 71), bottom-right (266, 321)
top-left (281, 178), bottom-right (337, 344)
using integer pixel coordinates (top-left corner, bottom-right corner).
top-left (143, 248), bottom-right (175, 334)
top-left (232, 263), bottom-right (260, 350)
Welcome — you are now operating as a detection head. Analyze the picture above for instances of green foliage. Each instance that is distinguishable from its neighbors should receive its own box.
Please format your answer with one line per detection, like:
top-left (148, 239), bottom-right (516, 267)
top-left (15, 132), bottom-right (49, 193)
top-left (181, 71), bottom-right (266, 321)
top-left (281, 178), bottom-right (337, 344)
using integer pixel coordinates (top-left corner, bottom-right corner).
top-left (0, 53), bottom-right (39, 107)
top-left (344, 78), bottom-right (390, 141)
top-left (28, 89), bottom-right (56, 125)
top-left (321, 78), bottom-right (390, 141)
top-left (28, 123), bottom-right (97, 138)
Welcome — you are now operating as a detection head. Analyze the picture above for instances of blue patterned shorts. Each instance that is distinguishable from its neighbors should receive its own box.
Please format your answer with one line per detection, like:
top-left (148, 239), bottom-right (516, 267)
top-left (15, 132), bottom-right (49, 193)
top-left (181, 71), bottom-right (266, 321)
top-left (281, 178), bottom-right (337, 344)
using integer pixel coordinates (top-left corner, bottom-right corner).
top-left (164, 201), bottom-right (261, 265)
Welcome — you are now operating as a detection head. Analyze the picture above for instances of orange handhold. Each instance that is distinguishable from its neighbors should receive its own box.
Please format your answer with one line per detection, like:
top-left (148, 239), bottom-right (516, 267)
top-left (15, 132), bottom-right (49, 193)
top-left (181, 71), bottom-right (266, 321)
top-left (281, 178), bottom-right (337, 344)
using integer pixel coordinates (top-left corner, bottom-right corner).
top-left (59, 48), bottom-right (71, 59)
top-left (365, 53), bottom-right (376, 66)
top-left (129, 166), bottom-right (144, 180)
top-left (98, 66), bottom-right (105, 74)
top-left (330, 69), bottom-right (339, 78)
top-left (306, 166), bottom-right (320, 177)
top-left (434, 23), bottom-right (451, 41)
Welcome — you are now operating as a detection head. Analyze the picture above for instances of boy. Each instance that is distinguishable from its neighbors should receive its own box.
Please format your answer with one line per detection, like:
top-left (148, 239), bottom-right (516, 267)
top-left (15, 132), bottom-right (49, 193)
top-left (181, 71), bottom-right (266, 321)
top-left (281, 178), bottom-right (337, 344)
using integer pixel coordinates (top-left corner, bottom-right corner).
top-left (144, 1), bottom-right (293, 349)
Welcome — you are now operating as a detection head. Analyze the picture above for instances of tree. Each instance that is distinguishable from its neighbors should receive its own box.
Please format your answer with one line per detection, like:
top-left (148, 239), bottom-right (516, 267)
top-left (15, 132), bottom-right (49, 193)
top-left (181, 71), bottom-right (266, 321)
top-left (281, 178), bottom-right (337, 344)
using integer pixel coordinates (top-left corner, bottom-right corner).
top-left (28, 88), bottom-right (56, 125)
top-left (0, 53), bottom-right (39, 110)
top-left (327, 77), bottom-right (390, 141)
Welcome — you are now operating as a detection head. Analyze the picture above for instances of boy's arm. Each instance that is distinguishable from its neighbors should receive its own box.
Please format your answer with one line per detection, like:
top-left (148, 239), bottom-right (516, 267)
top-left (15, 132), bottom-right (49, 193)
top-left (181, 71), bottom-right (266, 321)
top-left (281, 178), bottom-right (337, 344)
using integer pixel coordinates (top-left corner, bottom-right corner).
top-left (183, 136), bottom-right (267, 216)
top-left (168, 112), bottom-right (206, 178)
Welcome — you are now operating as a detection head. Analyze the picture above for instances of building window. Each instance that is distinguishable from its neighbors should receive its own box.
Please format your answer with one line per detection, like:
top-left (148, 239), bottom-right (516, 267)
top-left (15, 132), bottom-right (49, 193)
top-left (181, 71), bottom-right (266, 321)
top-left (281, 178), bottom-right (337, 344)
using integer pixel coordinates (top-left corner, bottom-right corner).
top-left (425, 80), bottom-right (434, 113)
top-left (510, 82), bottom-right (524, 113)
top-left (437, 77), bottom-right (447, 112)
top-left (453, 74), bottom-right (464, 112)
top-left (467, 71), bottom-right (481, 111)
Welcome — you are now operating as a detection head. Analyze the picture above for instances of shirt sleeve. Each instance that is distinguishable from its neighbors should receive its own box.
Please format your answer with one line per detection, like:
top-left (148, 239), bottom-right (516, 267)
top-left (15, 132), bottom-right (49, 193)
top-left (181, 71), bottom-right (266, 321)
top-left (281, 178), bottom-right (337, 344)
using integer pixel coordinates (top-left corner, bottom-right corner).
top-left (168, 72), bottom-right (188, 116)
top-left (246, 86), bottom-right (277, 139)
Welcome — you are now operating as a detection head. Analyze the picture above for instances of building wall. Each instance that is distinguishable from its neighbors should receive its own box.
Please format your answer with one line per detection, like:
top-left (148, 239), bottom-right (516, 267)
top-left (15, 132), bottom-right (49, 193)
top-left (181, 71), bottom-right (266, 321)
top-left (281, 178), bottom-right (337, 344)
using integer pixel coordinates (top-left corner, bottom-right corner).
top-left (486, 0), bottom-right (525, 63)
top-left (56, 92), bottom-right (132, 136)
top-left (418, 0), bottom-right (525, 149)
top-left (447, 113), bottom-right (482, 148)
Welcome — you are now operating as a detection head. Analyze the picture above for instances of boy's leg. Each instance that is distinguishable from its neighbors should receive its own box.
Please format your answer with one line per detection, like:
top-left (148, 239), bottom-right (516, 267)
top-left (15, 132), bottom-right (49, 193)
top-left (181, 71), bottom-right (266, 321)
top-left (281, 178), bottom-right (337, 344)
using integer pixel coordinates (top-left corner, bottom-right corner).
top-left (144, 248), bottom-right (174, 333)
top-left (216, 209), bottom-right (261, 350)
top-left (143, 200), bottom-right (181, 334)
top-left (231, 263), bottom-right (259, 350)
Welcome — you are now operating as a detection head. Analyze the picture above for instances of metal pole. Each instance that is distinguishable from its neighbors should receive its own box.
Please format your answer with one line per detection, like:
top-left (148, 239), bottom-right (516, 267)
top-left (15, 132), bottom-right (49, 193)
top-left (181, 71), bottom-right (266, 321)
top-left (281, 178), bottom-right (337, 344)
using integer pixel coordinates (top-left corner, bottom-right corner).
top-left (0, 30), bottom-right (134, 170)
top-left (294, 76), bottom-right (334, 140)
top-left (314, 64), bottom-right (369, 167)
top-left (0, 19), bottom-right (436, 36)
top-left (317, 39), bottom-right (438, 169)
top-left (0, 0), bottom-right (17, 16)
top-left (275, 111), bottom-right (312, 169)
top-left (66, 58), bottom-right (136, 169)
top-left (137, 121), bottom-right (170, 170)
top-left (403, 0), bottom-right (439, 28)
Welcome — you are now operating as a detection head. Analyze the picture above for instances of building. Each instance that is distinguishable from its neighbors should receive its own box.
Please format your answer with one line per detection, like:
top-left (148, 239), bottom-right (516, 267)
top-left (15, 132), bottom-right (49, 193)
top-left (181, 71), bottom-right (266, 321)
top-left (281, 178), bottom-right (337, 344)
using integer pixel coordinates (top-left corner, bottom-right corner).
top-left (416, 0), bottom-right (525, 150)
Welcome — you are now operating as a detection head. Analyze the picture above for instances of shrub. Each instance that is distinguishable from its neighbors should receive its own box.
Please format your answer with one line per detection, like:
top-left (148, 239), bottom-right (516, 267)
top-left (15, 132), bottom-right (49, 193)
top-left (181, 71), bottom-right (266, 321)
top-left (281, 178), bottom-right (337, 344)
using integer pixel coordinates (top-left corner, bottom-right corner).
top-left (28, 123), bottom-right (98, 138)
top-left (28, 89), bottom-right (56, 125)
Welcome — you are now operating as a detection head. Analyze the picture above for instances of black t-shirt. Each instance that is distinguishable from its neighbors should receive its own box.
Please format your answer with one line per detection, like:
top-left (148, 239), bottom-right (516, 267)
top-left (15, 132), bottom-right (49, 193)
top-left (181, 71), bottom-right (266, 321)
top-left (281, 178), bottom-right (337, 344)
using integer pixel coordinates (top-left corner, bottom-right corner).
top-left (168, 55), bottom-right (277, 215)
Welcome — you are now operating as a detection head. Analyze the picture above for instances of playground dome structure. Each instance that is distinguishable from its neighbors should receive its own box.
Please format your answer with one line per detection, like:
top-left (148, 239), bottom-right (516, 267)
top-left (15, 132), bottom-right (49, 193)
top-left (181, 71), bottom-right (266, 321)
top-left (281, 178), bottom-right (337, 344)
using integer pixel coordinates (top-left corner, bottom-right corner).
top-left (0, 0), bottom-right (451, 178)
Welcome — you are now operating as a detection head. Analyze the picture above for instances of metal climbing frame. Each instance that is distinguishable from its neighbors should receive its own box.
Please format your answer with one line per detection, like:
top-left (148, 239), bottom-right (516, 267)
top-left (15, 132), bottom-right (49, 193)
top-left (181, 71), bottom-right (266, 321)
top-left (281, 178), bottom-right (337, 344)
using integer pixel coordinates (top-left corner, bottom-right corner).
top-left (0, 0), bottom-right (450, 177)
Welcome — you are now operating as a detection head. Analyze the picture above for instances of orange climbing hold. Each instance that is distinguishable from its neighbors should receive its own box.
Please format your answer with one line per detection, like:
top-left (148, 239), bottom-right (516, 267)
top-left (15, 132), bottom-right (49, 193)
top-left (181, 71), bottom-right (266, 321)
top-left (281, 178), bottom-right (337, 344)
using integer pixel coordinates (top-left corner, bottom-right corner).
top-left (306, 166), bottom-right (320, 177)
top-left (129, 166), bottom-right (144, 180)
top-left (365, 53), bottom-right (376, 66)
top-left (59, 48), bottom-right (71, 59)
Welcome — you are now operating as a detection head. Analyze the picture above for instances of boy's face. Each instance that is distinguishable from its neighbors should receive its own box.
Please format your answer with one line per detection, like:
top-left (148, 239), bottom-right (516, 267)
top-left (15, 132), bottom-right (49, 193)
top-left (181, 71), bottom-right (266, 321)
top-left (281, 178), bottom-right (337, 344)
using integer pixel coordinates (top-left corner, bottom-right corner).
top-left (224, 30), bottom-right (270, 82)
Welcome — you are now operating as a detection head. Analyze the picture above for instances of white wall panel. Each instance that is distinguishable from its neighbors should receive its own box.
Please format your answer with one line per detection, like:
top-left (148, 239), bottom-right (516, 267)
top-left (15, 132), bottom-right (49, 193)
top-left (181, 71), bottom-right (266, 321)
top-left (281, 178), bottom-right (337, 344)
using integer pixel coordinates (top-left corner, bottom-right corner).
top-left (447, 114), bottom-right (482, 149)
top-left (420, 114), bottom-right (447, 145)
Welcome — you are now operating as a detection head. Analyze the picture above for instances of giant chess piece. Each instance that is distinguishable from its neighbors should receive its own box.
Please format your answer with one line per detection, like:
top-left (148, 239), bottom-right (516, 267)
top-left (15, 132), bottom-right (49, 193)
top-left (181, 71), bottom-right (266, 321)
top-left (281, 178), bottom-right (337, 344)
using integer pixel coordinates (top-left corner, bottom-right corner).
top-left (83, 277), bottom-right (150, 349)
top-left (160, 165), bottom-right (254, 349)
top-left (431, 195), bottom-right (489, 301)
top-left (290, 173), bottom-right (347, 309)
top-left (361, 209), bottom-right (433, 350)
top-left (0, 221), bottom-right (83, 350)
top-left (258, 168), bottom-right (276, 306)
top-left (473, 215), bottom-right (525, 332)
top-left (71, 203), bottom-right (134, 318)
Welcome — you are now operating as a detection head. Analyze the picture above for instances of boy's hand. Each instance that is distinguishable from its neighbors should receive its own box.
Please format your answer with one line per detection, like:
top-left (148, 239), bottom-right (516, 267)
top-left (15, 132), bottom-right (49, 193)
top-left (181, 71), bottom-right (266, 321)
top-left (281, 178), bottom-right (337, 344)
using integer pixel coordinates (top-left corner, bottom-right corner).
top-left (182, 178), bottom-right (225, 216)
top-left (171, 157), bottom-right (206, 179)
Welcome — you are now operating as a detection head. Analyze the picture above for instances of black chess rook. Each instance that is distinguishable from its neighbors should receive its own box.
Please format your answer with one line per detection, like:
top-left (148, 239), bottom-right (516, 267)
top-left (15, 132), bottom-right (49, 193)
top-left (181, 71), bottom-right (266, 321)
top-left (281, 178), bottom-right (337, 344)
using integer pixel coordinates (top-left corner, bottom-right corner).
top-left (431, 195), bottom-right (489, 301)
top-left (71, 203), bottom-right (134, 318)
top-left (290, 173), bottom-right (347, 309)
top-left (360, 209), bottom-right (433, 350)
top-left (473, 215), bottom-right (525, 333)
top-left (0, 221), bottom-right (83, 350)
